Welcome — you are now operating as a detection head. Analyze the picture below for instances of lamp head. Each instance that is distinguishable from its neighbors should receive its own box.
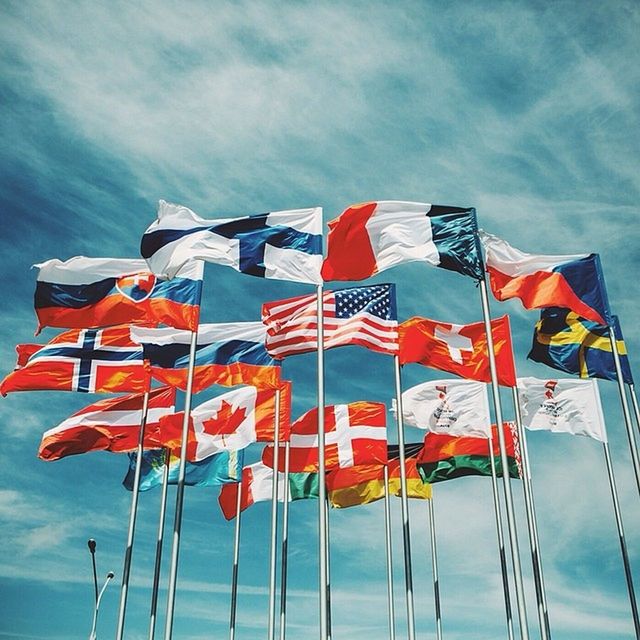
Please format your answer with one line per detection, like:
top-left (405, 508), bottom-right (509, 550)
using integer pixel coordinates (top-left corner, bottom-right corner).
top-left (87, 539), bottom-right (96, 553)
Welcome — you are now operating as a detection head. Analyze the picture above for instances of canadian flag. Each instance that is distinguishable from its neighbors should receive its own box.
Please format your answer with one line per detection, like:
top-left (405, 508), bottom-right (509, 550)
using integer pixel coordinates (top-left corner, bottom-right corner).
top-left (398, 315), bottom-right (516, 387)
top-left (262, 401), bottom-right (387, 472)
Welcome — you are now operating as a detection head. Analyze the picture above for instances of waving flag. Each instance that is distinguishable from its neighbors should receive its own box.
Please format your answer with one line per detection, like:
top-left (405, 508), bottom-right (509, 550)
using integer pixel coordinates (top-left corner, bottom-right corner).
top-left (130, 322), bottom-right (281, 392)
top-left (528, 308), bottom-right (633, 384)
top-left (38, 387), bottom-right (175, 461)
top-left (321, 201), bottom-right (483, 281)
top-left (262, 283), bottom-right (398, 358)
top-left (141, 200), bottom-right (323, 283)
top-left (34, 257), bottom-right (202, 333)
top-left (479, 230), bottom-right (611, 326)
top-left (1, 326), bottom-right (148, 395)
top-left (399, 315), bottom-right (516, 386)
top-left (263, 401), bottom-right (387, 473)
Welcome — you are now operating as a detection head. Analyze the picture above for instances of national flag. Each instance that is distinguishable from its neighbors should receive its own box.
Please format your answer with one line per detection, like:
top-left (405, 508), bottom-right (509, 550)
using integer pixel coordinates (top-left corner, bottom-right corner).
top-left (262, 283), bottom-right (398, 358)
top-left (141, 200), bottom-right (323, 283)
top-left (151, 385), bottom-right (290, 462)
top-left (1, 326), bottom-right (148, 395)
top-left (399, 315), bottom-right (516, 386)
top-left (517, 377), bottom-right (607, 442)
top-left (321, 201), bottom-right (483, 281)
top-left (123, 448), bottom-right (243, 491)
top-left (528, 308), bottom-right (633, 384)
top-left (38, 387), bottom-right (175, 461)
top-left (401, 379), bottom-right (492, 438)
top-left (130, 322), bottom-right (281, 392)
top-left (262, 401), bottom-right (387, 473)
top-left (417, 423), bottom-right (521, 483)
top-left (33, 257), bottom-right (203, 334)
top-left (479, 230), bottom-right (611, 326)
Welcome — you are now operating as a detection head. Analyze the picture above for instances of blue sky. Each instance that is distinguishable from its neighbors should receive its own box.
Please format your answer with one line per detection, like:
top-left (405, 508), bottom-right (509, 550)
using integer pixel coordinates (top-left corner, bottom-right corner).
top-left (1, 1), bottom-right (639, 638)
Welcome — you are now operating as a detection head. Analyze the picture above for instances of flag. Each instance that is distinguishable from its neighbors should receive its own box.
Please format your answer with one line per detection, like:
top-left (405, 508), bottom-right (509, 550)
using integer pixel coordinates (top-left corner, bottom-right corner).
top-left (130, 322), bottom-right (282, 392)
top-left (262, 401), bottom-right (387, 472)
top-left (399, 315), bottom-right (516, 386)
top-left (1, 326), bottom-right (148, 395)
top-left (123, 448), bottom-right (243, 491)
top-left (321, 201), bottom-right (483, 281)
top-left (517, 377), bottom-right (607, 442)
top-left (288, 472), bottom-right (321, 501)
top-left (151, 385), bottom-right (290, 462)
top-left (141, 200), bottom-right (323, 283)
top-left (528, 308), bottom-right (633, 384)
top-left (479, 230), bottom-right (611, 326)
top-left (262, 283), bottom-right (398, 358)
top-left (33, 257), bottom-right (203, 333)
top-left (38, 387), bottom-right (175, 461)
top-left (401, 379), bottom-right (492, 438)
top-left (417, 423), bottom-right (521, 483)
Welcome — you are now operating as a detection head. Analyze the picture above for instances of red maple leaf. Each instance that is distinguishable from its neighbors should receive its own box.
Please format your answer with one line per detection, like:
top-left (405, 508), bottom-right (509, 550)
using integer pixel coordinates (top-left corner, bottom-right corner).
top-left (201, 400), bottom-right (247, 436)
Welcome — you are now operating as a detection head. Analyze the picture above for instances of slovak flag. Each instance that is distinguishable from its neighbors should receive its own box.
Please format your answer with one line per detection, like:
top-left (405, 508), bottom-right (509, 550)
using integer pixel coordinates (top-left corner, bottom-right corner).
top-left (479, 230), bottom-right (611, 326)
top-left (399, 315), bottom-right (516, 386)
top-left (1, 326), bottom-right (148, 395)
top-left (141, 200), bottom-right (323, 284)
top-left (262, 401), bottom-right (387, 473)
top-left (34, 257), bottom-right (203, 333)
top-left (321, 201), bottom-right (484, 281)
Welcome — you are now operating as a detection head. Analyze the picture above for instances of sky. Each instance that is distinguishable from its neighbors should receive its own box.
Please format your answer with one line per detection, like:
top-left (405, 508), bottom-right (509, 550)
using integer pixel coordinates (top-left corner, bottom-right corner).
top-left (1, 1), bottom-right (639, 639)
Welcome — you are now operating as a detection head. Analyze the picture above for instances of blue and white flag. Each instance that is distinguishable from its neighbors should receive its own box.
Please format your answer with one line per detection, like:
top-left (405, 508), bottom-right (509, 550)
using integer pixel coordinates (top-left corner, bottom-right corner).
top-left (141, 200), bottom-right (323, 283)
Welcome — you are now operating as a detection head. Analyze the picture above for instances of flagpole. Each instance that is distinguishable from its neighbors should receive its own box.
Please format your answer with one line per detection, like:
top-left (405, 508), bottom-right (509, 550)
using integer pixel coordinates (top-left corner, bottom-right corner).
top-left (428, 495), bottom-right (443, 640)
top-left (279, 441), bottom-right (291, 640)
top-left (268, 389), bottom-right (282, 640)
top-left (479, 278), bottom-right (529, 640)
top-left (487, 430), bottom-right (515, 640)
top-left (325, 495), bottom-right (333, 640)
top-left (511, 388), bottom-right (551, 640)
top-left (629, 384), bottom-right (640, 436)
top-left (393, 355), bottom-right (417, 640)
top-left (229, 480), bottom-right (243, 640)
top-left (148, 448), bottom-right (171, 640)
top-left (382, 466), bottom-right (396, 640)
top-left (602, 440), bottom-right (640, 636)
top-left (115, 383), bottom-right (151, 640)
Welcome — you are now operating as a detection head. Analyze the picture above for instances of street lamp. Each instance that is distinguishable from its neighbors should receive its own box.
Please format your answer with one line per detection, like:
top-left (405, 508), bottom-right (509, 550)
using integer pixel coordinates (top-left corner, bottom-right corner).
top-left (89, 571), bottom-right (115, 640)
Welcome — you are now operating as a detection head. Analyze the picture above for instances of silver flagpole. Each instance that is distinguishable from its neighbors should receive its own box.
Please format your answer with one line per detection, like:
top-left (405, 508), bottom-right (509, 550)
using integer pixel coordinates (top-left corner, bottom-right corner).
top-left (268, 389), bottom-right (282, 640)
top-left (428, 496), bottom-right (443, 640)
top-left (148, 448), bottom-right (171, 640)
top-left (115, 385), bottom-right (151, 640)
top-left (229, 480), bottom-right (243, 640)
top-left (393, 355), bottom-right (417, 640)
top-left (325, 495), bottom-right (332, 640)
top-left (279, 441), bottom-right (291, 640)
top-left (609, 329), bottom-right (640, 496)
top-left (479, 278), bottom-right (529, 640)
top-left (511, 388), bottom-right (551, 640)
top-left (382, 466), bottom-right (396, 640)
top-left (602, 440), bottom-right (640, 636)
top-left (629, 384), bottom-right (640, 435)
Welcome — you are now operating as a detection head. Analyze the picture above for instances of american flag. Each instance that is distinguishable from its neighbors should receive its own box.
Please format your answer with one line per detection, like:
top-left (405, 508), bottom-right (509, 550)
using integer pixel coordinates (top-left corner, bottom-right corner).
top-left (261, 283), bottom-right (398, 358)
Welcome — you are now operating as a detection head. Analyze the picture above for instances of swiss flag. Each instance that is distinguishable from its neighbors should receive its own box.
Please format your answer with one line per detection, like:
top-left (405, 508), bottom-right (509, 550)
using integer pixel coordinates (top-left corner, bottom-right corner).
top-left (399, 315), bottom-right (516, 387)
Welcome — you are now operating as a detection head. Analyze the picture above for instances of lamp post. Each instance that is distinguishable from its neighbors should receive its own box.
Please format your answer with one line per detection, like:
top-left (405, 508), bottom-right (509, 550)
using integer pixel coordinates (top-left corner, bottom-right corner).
top-left (88, 539), bottom-right (98, 604)
top-left (89, 571), bottom-right (115, 640)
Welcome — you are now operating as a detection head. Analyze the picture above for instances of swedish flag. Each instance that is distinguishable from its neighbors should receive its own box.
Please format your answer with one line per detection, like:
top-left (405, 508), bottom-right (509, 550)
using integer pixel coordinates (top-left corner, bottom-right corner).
top-left (528, 308), bottom-right (633, 384)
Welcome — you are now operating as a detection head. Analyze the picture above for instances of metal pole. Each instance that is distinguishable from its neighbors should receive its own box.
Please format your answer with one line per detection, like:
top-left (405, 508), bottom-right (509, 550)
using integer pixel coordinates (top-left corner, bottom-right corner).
top-left (325, 495), bottom-right (332, 640)
top-left (393, 355), bottom-right (417, 640)
top-left (88, 539), bottom-right (98, 604)
top-left (229, 481), bottom-right (243, 640)
top-left (428, 496), bottom-right (443, 640)
top-left (382, 466), bottom-right (396, 640)
top-left (479, 278), bottom-right (529, 640)
top-left (487, 431), bottom-right (515, 640)
top-left (602, 441), bottom-right (640, 636)
top-left (116, 386), bottom-right (151, 640)
top-left (89, 571), bottom-right (115, 640)
top-left (148, 449), bottom-right (171, 640)
top-left (279, 442), bottom-right (291, 640)
top-left (268, 389), bottom-right (282, 640)
top-left (629, 383), bottom-right (640, 437)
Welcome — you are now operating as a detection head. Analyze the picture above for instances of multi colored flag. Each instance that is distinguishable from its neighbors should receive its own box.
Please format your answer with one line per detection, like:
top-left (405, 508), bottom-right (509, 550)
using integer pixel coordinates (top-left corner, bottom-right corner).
top-left (262, 283), bottom-right (398, 358)
top-left (321, 201), bottom-right (483, 281)
top-left (141, 200), bottom-right (323, 283)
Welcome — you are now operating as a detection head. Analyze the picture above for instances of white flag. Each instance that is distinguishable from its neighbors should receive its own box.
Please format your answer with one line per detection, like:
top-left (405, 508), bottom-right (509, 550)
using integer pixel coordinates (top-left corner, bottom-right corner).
top-left (517, 377), bottom-right (607, 442)
top-left (402, 378), bottom-right (491, 438)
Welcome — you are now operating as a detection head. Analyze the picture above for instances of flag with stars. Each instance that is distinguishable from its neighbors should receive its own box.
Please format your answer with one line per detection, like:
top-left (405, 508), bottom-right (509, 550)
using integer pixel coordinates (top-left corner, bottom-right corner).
top-left (262, 283), bottom-right (398, 358)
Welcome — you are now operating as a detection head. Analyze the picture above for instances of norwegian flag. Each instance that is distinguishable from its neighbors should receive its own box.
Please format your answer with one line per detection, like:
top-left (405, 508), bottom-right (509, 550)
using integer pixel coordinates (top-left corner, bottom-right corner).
top-left (262, 283), bottom-right (398, 359)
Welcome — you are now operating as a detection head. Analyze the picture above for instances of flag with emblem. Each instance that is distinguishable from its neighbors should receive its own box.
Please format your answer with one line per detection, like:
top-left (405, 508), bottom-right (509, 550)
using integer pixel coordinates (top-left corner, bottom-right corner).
top-left (399, 315), bottom-right (516, 386)
top-left (141, 200), bottom-right (323, 283)
top-left (262, 401), bottom-right (387, 473)
top-left (1, 326), bottom-right (148, 395)
top-left (33, 257), bottom-right (203, 334)
top-left (262, 283), bottom-right (398, 358)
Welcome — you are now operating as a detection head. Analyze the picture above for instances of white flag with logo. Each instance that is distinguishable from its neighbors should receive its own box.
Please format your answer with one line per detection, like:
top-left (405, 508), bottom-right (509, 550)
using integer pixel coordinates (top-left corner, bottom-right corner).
top-left (517, 377), bottom-right (607, 442)
top-left (401, 378), bottom-right (491, 438)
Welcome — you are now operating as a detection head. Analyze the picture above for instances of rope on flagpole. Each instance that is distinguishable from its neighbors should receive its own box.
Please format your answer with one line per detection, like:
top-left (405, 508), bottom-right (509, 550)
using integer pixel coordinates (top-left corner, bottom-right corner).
top-left (279, 441), bottom-right (291, 640)
top-left (229, 477), bottom-right (243, 640)
top-left (268, 389), bottom-right (282, 640)
top-left (382, 466), bottom-right (396, 640)
top-left (428, 495), bottom-right (443, 640)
